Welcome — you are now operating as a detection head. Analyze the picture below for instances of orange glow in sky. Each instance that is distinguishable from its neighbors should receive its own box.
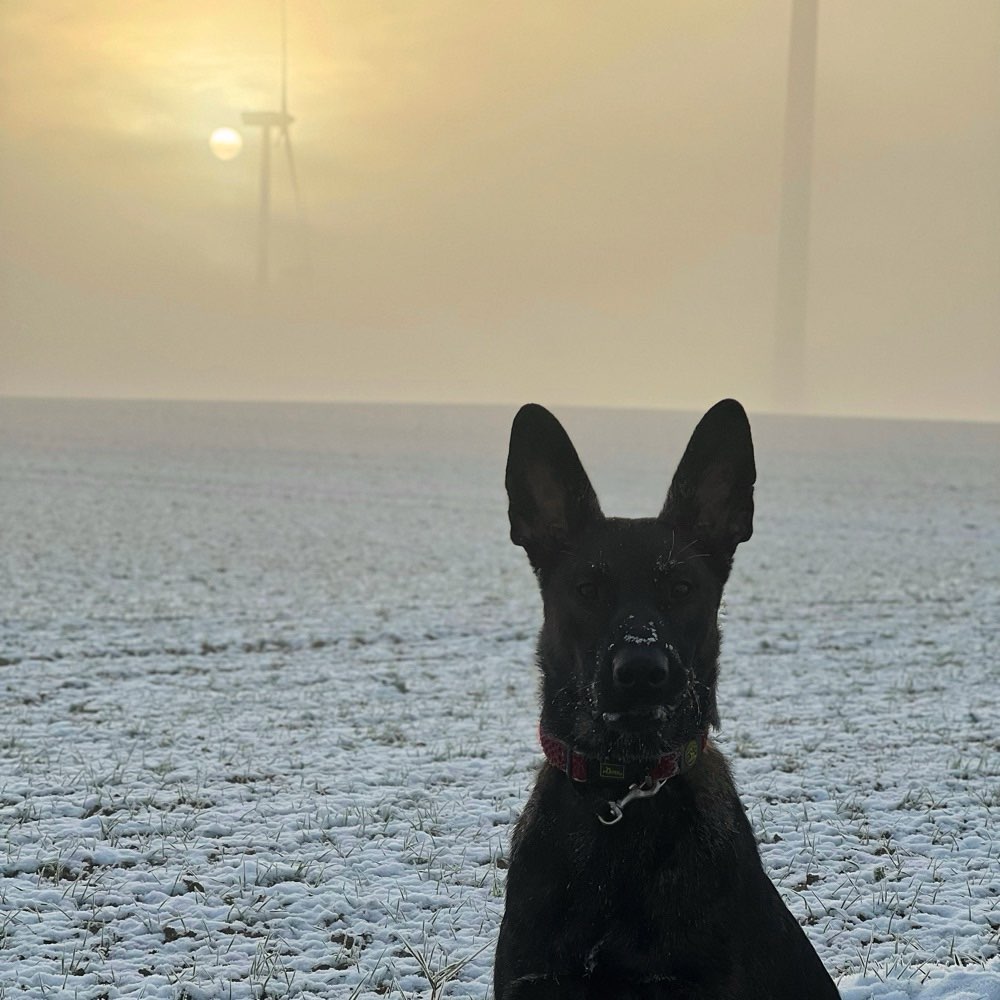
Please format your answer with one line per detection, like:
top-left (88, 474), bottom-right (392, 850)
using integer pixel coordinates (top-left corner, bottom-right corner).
top-left (1, 2), bottom-right (998, 420)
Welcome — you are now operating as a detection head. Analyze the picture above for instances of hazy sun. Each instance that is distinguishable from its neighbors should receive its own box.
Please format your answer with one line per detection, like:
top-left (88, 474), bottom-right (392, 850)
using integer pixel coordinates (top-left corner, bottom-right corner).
top-left (209, 126), bottom-right (243, 161)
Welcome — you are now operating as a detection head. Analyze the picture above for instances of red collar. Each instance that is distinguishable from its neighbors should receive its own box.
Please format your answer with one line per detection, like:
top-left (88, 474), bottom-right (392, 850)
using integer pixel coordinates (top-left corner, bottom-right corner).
top-left (539, 726), bottom-right (708, 786)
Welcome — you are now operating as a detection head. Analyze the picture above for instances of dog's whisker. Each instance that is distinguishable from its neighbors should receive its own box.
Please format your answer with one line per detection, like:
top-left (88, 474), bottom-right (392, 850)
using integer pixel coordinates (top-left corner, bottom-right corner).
top-left (674, 537), bottom-right (701, 556)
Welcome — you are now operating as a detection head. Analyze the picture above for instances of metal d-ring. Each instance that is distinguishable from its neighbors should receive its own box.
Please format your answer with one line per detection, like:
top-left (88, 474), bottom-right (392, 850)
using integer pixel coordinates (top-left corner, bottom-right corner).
top-left (597, 774), bottom-right (668, 826)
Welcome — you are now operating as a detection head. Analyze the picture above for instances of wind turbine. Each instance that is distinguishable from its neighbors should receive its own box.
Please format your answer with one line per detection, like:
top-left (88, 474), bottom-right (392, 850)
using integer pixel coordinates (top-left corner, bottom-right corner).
top-left (773, 0), bottom-right (818, 412)
top-left (242, 0), bottom-right (302, 287)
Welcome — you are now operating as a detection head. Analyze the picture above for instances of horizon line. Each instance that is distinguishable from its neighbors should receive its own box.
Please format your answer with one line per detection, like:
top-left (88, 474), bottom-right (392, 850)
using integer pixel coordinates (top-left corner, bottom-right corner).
top-left (1, 392), bottom-right (998, 428)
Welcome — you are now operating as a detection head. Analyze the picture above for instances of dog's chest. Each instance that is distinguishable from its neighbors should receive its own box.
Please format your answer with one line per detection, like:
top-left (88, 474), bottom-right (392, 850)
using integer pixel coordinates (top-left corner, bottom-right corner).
top-left (562, 812), bottom-right (713, 951)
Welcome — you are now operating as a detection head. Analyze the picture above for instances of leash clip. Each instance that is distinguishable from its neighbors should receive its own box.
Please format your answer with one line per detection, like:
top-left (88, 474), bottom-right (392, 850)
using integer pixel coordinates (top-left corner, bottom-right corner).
top-left (598, 774), bottom-right (668, 826)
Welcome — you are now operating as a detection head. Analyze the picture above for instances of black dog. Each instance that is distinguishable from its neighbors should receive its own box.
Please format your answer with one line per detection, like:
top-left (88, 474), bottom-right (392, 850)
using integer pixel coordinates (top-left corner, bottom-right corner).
top-left (494, 401), bottom-right (839, 999)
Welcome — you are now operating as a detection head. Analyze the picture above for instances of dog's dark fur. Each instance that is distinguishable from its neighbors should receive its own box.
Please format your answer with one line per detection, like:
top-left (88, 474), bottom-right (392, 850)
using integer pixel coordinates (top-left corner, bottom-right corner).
top-left (494, 401), bottom-right (839, 999)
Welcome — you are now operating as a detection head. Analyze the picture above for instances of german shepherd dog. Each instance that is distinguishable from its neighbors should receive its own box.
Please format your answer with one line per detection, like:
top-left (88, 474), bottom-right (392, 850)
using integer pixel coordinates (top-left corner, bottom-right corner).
top-left (495, 401), bottom-right (839, 999)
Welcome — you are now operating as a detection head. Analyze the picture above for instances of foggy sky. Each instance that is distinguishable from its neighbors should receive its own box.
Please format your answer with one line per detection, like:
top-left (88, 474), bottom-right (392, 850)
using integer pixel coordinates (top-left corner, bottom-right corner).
top-left (1, 2), bottom-right (998, 420)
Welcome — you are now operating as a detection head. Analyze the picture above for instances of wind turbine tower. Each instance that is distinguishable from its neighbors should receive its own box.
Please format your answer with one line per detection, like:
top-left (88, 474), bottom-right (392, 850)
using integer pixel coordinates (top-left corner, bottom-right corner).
top-left (242, 0), bottom-right (301, 287)
top-left (773, 0), bottom-right (818, 412)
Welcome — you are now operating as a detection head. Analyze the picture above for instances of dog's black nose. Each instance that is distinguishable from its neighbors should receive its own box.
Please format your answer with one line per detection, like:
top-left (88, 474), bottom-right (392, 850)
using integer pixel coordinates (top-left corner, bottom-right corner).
top-left (612, 647), bottom-right (671, 692)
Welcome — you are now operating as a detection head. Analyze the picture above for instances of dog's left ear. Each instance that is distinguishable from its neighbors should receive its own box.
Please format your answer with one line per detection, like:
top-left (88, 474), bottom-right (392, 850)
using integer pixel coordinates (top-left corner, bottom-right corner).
top-left (659, 399), bottom-right (756, 555)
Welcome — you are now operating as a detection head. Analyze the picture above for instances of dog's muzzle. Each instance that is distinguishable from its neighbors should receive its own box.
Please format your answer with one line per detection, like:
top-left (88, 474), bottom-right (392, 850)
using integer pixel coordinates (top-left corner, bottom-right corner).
top-left (601, 644), bottom-right (686, 729)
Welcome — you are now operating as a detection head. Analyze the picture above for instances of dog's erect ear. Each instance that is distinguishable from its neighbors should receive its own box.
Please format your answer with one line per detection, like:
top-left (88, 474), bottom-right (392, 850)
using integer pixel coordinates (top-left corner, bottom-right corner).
top-left (660, 399), bottom-right (756, 555)
top-left (506, 404), bottom-right (602, 568)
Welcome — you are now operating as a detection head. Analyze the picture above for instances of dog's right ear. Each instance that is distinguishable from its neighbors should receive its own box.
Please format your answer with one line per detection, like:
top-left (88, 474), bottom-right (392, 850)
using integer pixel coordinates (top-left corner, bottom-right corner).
top-left (505, 404), bottom-right (602, 569)
top-left (659, 398), bottom-right (756, 558)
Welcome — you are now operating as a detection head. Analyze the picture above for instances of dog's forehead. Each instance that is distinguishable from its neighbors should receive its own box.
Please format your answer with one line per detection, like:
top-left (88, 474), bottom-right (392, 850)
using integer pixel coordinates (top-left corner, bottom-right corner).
top-left (573, 517), bottom-right (684, 574)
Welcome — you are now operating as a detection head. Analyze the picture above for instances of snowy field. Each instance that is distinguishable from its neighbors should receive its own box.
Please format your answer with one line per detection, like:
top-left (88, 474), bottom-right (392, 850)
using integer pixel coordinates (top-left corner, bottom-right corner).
top-left (1, 398), bottom-right (998, 1000)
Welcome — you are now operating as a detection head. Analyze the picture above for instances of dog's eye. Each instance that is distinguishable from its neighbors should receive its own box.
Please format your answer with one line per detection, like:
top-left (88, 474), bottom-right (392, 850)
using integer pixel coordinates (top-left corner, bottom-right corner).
top-left (668, 580), bottom-right (693, 601)
top-left (577, 581), bottom-right (599, 600)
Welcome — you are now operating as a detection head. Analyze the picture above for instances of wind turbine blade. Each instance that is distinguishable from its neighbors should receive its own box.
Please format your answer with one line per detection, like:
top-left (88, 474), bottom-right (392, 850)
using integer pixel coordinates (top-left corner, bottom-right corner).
top-left (281, 125), bottom-right (311, 275)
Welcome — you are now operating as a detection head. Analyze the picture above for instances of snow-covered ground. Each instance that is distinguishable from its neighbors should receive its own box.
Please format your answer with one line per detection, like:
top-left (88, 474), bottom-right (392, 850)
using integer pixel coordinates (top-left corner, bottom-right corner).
top-left (1, 399), bottom-right (998, 999)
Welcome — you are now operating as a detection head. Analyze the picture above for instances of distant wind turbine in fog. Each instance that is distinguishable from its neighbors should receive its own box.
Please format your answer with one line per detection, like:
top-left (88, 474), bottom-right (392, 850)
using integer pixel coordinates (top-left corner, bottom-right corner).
top-left (242, 0), bottom-right (305, 287)
top-left (774, 0), bottom-right (818, 412)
